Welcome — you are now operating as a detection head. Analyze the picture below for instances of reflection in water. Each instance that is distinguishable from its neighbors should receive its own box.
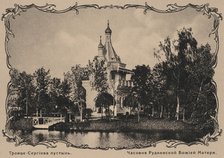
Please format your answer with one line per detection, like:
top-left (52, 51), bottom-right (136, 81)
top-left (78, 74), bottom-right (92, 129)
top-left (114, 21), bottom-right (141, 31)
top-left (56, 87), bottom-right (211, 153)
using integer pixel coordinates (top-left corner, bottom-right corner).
top-left (22, 130), bottom-right (203, 148)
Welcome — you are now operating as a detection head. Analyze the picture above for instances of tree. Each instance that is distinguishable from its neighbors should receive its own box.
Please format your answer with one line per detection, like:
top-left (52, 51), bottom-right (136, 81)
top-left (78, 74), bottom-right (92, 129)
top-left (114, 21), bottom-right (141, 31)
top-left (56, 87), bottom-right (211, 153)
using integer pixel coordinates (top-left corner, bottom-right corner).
top-left (33, 67), bottom-right (51, 116)
top-left (154, 28), bottom-right (196, 120)
top-left (152, 62), bottom-right (177, 119)
top-left (56, 78), bottom-right (71, 113)
top-left (154, 28), bottom-right (215, 123)
top-left (95, 92), bottom-right (114, 119)
top-left (60, 79), bottom-right (71, 98)
top-left (89, 57), bottom-right (110, 118)
top-left (185, 44), bottom-right (215, 124)
top-left (130, 65), bottom-right (153, 120)
top-left (89, 57), bottom-right (109, 93)
top-left (123, 94), bottom-right (139, 121)
top-left (47, 77), bottom-right (61, 113)
top-left (65, 65), bottom-right (86, 121)
top-left (10, 69), bottom-right (34, 116)
top-left (20, 71), bottom-right (36, 116)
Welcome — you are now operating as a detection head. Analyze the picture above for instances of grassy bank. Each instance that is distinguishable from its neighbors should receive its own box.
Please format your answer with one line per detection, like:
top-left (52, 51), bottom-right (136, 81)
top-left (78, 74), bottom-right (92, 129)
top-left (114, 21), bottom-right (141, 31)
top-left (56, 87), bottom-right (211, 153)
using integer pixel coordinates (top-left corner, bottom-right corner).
top-left (8, 117), bottom-right (197, 133)
top-left (50, 118), bottom-right (196, 132)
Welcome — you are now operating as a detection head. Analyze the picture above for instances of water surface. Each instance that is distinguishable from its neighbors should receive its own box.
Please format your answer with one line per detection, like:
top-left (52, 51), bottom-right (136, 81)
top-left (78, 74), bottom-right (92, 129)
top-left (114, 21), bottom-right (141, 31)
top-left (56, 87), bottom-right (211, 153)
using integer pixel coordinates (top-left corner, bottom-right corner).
top-left (21, 130), bottom-right (204, 148)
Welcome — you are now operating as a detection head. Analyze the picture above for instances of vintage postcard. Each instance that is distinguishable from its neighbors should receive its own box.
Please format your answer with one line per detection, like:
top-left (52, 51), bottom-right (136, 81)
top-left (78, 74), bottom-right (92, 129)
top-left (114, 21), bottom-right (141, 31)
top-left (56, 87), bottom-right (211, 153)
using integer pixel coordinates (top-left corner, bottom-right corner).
top-left (0, 0), bottom-right (223, 157)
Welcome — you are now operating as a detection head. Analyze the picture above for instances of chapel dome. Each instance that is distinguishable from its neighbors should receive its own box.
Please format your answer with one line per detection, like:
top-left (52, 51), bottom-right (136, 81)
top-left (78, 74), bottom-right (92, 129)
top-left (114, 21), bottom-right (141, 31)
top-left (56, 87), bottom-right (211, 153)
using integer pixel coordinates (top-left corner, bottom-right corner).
top-left (105, 20), bottom-right (112, 34)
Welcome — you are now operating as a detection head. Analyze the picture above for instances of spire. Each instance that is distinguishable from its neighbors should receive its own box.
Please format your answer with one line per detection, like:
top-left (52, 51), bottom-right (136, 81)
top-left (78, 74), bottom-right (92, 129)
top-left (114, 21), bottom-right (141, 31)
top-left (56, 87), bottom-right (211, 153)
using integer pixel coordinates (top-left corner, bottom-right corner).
top-left (105, 20), bottom-right (112, 34)
top-left (98, 36), bottom-right (104, 48)
top-left (104, 21), bottom-right (121, 63)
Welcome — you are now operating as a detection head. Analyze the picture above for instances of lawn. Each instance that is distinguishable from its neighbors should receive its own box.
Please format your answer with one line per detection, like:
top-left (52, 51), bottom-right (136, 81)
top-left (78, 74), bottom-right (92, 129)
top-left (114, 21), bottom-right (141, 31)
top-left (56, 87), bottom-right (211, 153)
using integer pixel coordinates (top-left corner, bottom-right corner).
top-left (52, 117), bottom-right (196, 132)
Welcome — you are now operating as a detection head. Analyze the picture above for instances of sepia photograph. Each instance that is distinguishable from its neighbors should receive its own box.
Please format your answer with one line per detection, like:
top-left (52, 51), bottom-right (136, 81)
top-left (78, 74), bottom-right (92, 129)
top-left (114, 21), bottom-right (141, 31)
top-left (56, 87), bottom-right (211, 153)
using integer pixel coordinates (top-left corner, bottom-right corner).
top-left (1, 0), bottom-right (223, 152)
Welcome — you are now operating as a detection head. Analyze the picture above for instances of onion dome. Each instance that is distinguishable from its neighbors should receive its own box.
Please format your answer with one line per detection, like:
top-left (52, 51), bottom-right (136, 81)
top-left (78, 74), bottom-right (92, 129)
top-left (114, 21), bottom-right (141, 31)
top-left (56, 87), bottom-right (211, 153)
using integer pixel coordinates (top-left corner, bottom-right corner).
top-left (105, 20), bottom-right (112, 34)
top-left (98, 36), bottom-right (104, 48)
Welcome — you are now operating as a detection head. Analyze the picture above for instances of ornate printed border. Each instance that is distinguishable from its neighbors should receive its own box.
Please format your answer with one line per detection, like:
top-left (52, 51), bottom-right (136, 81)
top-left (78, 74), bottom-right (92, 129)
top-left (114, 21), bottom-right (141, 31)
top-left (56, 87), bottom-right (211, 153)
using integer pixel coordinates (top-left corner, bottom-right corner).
top-left (1, 2), bottom-right (222, 149)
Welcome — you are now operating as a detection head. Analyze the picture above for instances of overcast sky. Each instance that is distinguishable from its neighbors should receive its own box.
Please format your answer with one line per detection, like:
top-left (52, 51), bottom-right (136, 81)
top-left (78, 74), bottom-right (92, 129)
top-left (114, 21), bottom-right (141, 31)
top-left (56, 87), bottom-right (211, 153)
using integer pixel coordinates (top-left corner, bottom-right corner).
top-left (8, 7), bottom-right (214, 79)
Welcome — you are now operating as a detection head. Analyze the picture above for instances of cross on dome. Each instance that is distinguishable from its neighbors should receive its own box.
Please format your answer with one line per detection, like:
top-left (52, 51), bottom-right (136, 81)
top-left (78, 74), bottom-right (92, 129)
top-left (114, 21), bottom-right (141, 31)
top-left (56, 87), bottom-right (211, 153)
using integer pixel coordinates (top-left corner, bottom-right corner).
top-left (105, 20), bottom-right (112, 34)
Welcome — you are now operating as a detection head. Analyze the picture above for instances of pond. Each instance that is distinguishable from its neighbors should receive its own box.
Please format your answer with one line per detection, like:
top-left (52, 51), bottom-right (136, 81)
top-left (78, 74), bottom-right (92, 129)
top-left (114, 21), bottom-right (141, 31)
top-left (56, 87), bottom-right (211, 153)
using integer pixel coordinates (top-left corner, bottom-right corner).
top-left (20, 130), bottom-right (204, 148)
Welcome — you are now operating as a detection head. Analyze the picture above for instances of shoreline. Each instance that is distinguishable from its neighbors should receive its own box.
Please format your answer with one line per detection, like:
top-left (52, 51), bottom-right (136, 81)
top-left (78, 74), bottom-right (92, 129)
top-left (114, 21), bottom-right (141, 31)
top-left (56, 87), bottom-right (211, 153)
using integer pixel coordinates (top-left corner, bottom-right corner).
top-left (48, 118), bottom-right (198, 133)
top-left (9, 117), bottom-right (209, 135)
top-left (48, 128), bottom-right (199, 133)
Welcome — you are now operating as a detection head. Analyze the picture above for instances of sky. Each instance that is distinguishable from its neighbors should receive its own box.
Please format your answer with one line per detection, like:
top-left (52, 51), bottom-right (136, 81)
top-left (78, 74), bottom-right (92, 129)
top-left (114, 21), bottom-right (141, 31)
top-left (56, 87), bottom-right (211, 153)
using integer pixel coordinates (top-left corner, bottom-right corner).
top-left (8, 7), bottom-right (215, 79)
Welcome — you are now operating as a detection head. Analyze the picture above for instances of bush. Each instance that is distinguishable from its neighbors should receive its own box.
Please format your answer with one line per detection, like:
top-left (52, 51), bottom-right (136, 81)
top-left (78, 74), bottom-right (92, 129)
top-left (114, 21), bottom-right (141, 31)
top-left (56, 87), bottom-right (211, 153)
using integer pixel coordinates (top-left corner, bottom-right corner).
top-left (9, 118), bottom-right (33, 130)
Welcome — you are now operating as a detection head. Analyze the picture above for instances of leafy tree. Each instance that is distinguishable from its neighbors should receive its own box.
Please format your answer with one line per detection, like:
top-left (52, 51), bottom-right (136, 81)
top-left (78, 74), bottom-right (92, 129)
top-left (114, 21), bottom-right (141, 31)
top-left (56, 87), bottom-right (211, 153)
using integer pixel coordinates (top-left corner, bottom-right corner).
top-left (83, 108), bottom-right (93, 120)
top-left (8, 69), bottom-right (35, 119)
top-left (123, 94), bottom-right (139, 121)
top-left (47, 77), bottom-right (61, 113)
top-left (95, 92), bottom-right (114, 119)
top-left (154, 28), bottom-right (215, 124)
top-left (89, 57), bottom-right (110, 118)
top-left (60, 79), bottom-right (71, 97)
top-left (89, 57), bottom-right (109, 93)
top-left (152, 62), bottom-right (177, 119)
top-left (56, 78), bottom-right (72, 114)
top-left (33, 67), bottom-right (51, 116)
top-left (130, 65), bottom-right (153, 120)
top-left (65, 65), bottom-right (86, 121)
top-left (154, 28), bottom-right (196, 120)
top-left (20, 71), bottom-right (36, 116)
top-left (185, 44), bottom-right (215, 124)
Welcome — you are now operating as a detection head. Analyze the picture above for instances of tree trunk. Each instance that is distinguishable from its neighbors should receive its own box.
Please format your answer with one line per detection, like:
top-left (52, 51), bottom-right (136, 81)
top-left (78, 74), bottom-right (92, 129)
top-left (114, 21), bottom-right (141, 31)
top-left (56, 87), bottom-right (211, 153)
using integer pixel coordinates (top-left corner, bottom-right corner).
top-left (196, 80), bottom-right (204, 102)
top-left (113, 96), bottom-right (116, 117)
top-left (182, 108), bottom-right (185, 121)
top-left (113, 104), bottom-right (115, 117)
top-left (137, 103), bottom-right (140, 122)
top-left (101, 106), bottom-right (103, 119)
top-left (106, 105), bottom-right (110, 120)
top-left (36, 108), bottom-right (39, 117)
top-left (25, 87), bottom-right (29, 117)
top-left (69, 113), bottom-right (71, 122)
top-left (168, 111), bottom-right (170, 119)
top-left (152, 106), bottom-right (155, 117)
top-left (176, 95), bottom-right (180, 120)
top-left (160, 105), bottom-right (163, 118)
top-left (37, 91), bottom-right (41, 117)
top-left (176, 67), bottom-right (181, 121)
top-left (190, 80), bottom-right (204, 119)
top-left (24, 80), bottom-right (29, 118)
top-left (79, 102), bottom-right (83, 122)
top-left (40, 109), bottom-right (42, 117)
top-left (167, 104), bottom-right (170, 118)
